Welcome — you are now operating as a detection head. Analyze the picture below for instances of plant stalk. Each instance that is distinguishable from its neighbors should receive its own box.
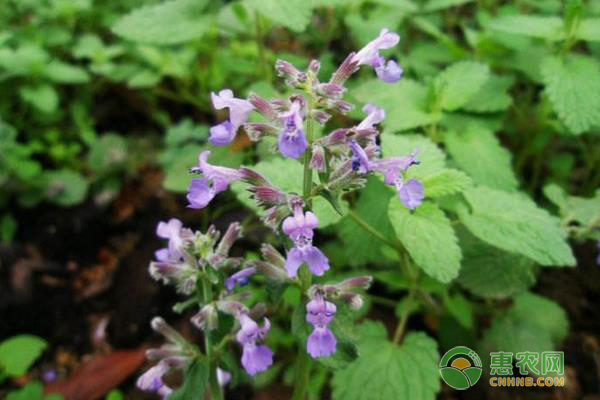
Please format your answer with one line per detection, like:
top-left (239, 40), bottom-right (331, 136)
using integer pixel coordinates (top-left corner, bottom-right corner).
top-left (202, 280), bottom-right (223, 400)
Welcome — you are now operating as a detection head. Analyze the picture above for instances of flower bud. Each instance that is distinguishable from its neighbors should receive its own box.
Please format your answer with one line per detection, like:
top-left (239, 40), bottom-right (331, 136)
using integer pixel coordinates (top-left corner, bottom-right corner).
top-left (244, 123), bottom-right (278, 141)
top-left (309, 59), bottom-right (321, 74)
top-left (248, 93), bottom-right (278, 121)
top-left (151, 317), bottom-right (186, 345)
top-left (191, 304), bottom-right (219, 331)
top-left (311, 110), bottom-right (331, 125)
top-left (317, 83), bottom-right (345, 99)
top-left (248, 260), bottom-right (288, 282)
top-left (248, 186), bottom-right (288, 208)
top-left (275, 59), bottom-right (307, 87)
top-left (330, 52), bottom-right (359, 85)
top-left (216, 222), bottom-right (243, 256)
top-left (310, 143), bottom-right (326, 172)
top-left (261, 244), bottom-right (286, 268)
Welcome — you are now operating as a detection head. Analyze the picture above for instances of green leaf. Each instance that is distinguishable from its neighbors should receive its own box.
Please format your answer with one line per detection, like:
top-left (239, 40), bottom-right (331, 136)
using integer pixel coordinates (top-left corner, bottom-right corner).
top-left (541, 54), bottom-right (600, 134)
top-left (169, 359), bottom-right (209, 400)
top-left (0, 335), bottom-right (47, 377)
top-left (487, 15), bottom-right (566, 40)
top-left (246, 0), bottom-right (314, 32)
top-left (543, 184), bottom-right (600, 227)
top-left (332, 332), bottom-right (440, 400)
top-left (389, 201), bottom-right (461, 283)
top-left (6, 381), bottom-right (45, 400)
top-left (443, 127), bottom-right (518, 191)
top-left (576, 18), bottom-right (600, 43)
top-left (339, 177), bottom-right (395, 266)
top-left (165, 119), bottom-right (208, 146)
top-left (353, 80), bottom-right (439, 132)
top-left (44, 61), bottom-right (89, 84)
top-left (87, 134), bottom-right (127, 173)
top-left (444, 293), bottom-right (473, 330)
top-left (435, 61), bottom-right (490, 111)
top-left (421, 168), bottom-right (472, 198)
top-left (42, 170), bottom-right (89, 206)
top-left (463, 74), bottom-right (514, 113)
top-left (20, 84), bottom-right (58, 114)
top-left (423, 0), bottom-right (473, 12)
top-left (480, 293), bottom-right (568, 357)
top-left (457, 186), bottom-right (576, 267)
top-left (112, 0), bottom-right (210, 45)
top-left (457, 228), bottom-right (536, 299)
top-left (231, 158), bottom-right (344, 228)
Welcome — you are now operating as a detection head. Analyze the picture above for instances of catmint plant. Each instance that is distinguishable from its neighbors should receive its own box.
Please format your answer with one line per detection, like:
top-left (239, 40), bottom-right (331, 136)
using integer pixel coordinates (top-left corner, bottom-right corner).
top-left (138, 28), bottom-right (422, 399)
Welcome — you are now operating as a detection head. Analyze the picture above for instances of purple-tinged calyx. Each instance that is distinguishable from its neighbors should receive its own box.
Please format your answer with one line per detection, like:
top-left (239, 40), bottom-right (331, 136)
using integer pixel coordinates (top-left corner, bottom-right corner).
top-left (191, 304), bottom-right (218, 331)
top-left (306, 293), bottom-right (337, 358)
top-left (248, 93), bottom-right (279, 121)
top-left (225, 266), bottom-right (257, 291)
top-left (187, 151), bottom-right (244, 209)
top-left (278, 100), bottom-right (308, 159)
top-left (236, 314), bottom-right (273, 375)
top-left (275, 60), bottom-right (307, 88)
top-left (210, 89), bottom-right (254, 146)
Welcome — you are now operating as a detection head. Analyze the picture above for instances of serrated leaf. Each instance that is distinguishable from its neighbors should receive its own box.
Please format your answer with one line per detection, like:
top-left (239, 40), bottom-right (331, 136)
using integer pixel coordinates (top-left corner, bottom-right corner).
top-left (112, 0), bottom-right (210, 45)
top-left (389, 201), bottom-right (461, 283)
top-left (576, 18), bottom-right (600, 42)
top-left (353, 79), bottom-right (440, 132)
top-left (246, 0), bottom-right (314, 32)
top-left (444, 127), bottom-right (518, 191)
top-left (339, 177), bottom-right (396, 266)
top-left (422, 168), bottom-right (472, 198)
top-left (169, 359), bottom-right (209, 400)
top-left (541, 54), bottom-right (600, 134)
top-left (457, 228), bottom-right (536, 299)
top-left (543, 184), bottom-right (600, 227)
top-left (480, 293), bottom-right (568, 357)
top-left (435, 61), bottom-right (490, 111)
top-left (332, 332), bottom-right (440, 400)
top-left (231, 158), bottom-right (344, 228)
top-left (463, 74), bottom-right (514, 113)
top-left (487, 15), bottom-right (566, 40)
top-left (0, 335), bottom-right (47, 377)
top-left (457, 186), bottom-right (575, 267)
top-left (423, 0), bottom-right (473, 12)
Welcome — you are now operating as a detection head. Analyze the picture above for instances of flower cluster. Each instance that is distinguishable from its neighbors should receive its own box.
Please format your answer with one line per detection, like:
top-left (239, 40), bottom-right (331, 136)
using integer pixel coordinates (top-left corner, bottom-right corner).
top-left (139, 27), bottom-right (427, 396)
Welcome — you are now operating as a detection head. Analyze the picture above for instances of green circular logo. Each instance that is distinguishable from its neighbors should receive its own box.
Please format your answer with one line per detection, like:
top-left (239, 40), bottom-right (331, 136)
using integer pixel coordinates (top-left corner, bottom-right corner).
top-left (439, 346), bottom-right (483, 390)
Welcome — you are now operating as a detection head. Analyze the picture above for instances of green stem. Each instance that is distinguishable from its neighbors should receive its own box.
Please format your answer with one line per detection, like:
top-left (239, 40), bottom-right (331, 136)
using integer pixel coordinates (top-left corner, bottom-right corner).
top-left (291, 345), bottom-right (311, 400)
top-left (303, 97), bottom-right (315, 207)
top-left (201, 280), bottom-right (223, 400)
top-left (392, 292), bottom-right (415, 344)
top-left (347, 209), bottom-right (399, 250)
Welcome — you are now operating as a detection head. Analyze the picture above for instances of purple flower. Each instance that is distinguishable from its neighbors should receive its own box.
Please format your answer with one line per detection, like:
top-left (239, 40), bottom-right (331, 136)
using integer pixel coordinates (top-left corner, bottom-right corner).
top-left (187, 151), bottom-right (244, 209)
top-left (596, 240), bottom-right (600, 266)
top-left (349, 140), bottom-right (371, 174)
top-left (396, 178), bottom-right (424, 210)
top-left (372, 56), bottom-right (403, 83)
top-left (351, 29), bottom-right (401, 84)
top-left (278, 100), bottom-right (308, 159)
top-left (217, 368), bottom-right (231, 386)
top-left (282, 205), bottom-right (330, 277)
top-left (225, 266), bottom-right (257, 291)
top-left (236, 314), bottom-right (273, 375)
top-left (137, 361), bottom-right (169, 393)
top-left (285, 245), bottom-right (330, 277)
top-left (306, 294), bottom-right (337, 358)
top-left (282, 207), bottom-right (319, 241)
top-left (209, 121), bottom-right (235, 146)
top-left (210, 89), bottom-right (254, 146)
top-left (156, 218), bottom-right (186, 260)
top-left (356, 103), bottom-right (385, 132)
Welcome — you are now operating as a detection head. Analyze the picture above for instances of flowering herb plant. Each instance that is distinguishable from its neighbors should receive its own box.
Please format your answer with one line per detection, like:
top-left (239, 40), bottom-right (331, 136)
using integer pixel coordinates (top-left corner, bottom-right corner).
top-left (136, 22), bottom-right (585, 400)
